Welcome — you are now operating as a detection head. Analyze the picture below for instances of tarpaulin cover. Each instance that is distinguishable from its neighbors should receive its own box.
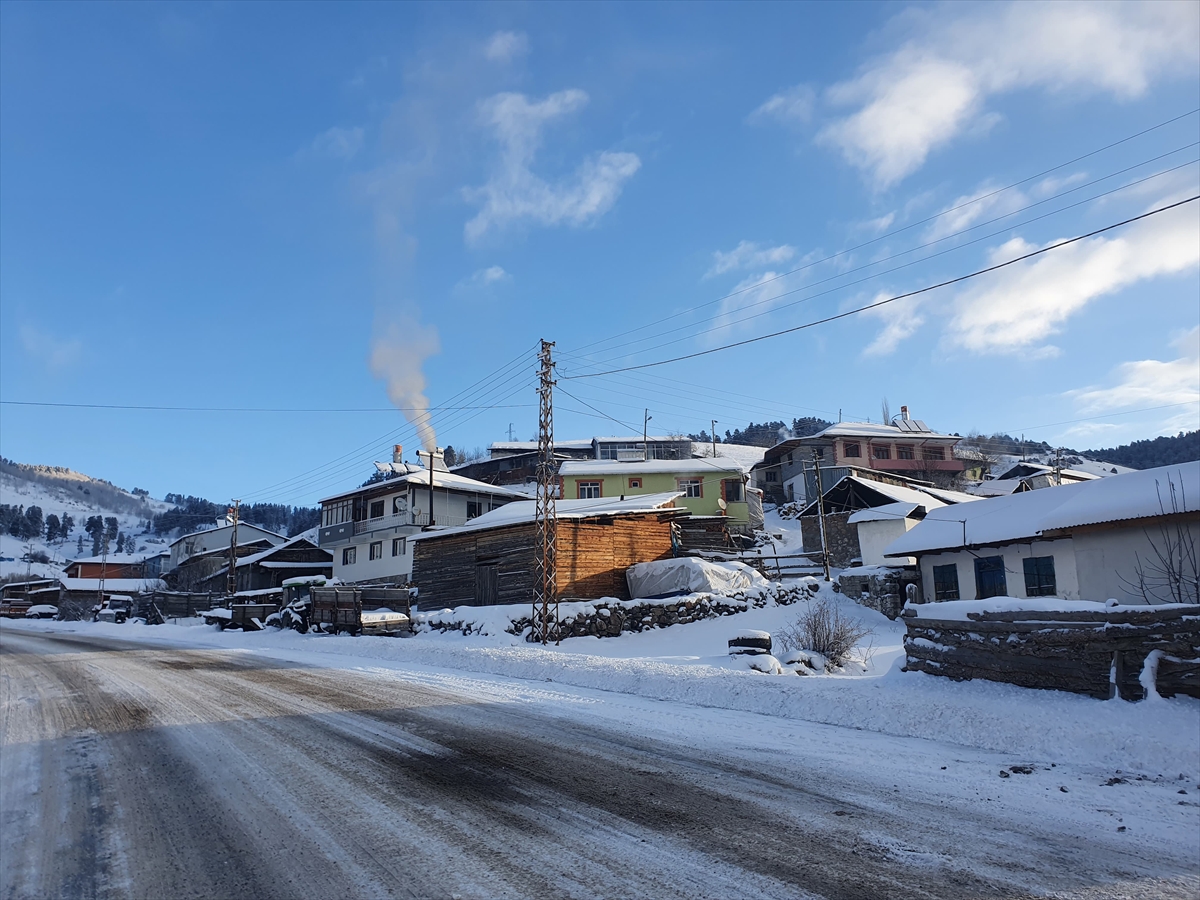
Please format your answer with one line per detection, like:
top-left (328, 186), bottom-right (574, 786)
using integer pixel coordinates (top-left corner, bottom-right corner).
top-left (626, 557), bottom-right (768, 599)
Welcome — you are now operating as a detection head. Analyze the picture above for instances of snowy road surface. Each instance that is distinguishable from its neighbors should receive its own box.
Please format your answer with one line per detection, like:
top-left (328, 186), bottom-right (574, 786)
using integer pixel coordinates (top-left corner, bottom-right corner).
top-left (2, 625), bottom-right (1196, 900)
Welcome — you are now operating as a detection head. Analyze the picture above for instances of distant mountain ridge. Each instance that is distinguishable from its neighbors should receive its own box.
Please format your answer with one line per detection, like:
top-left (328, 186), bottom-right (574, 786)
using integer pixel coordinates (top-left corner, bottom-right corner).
top-left (1079, 431), bottom-right (1199, 470)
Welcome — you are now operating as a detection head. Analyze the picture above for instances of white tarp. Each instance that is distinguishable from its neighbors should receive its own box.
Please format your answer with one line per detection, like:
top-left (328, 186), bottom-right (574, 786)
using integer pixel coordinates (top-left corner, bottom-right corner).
top-left (626, 557), bottom-right (768, 599)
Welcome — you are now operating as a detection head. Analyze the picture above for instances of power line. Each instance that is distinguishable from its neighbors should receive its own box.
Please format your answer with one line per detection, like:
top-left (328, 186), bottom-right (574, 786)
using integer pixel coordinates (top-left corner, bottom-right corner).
top-left (556, 386), bottom-right (641, 433)
top-left (561, 108), bottom-right (1200, 359)
top-left (564, 196), bottom-right (1200, 379)
top-left (559, 155), bottom-right (1199, 367)
top-left (0, 400), bottom-right (535, 413)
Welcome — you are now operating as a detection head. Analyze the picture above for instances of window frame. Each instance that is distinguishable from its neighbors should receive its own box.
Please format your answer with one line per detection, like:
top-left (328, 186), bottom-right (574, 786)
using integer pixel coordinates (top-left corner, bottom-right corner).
top-left (896, 444), bottom-right (915, 460)
top-left (722, 478), bottom-right (744, 503)
top-left (922, 446), bottom-right (946, 461)
top-left (932, 563), bottom-right (960, 601)
top-left (872, 444), bottom-right (891, 460)
top-left (974, 556), bottom-right (1008, 599)
top-left (627, 477), bottom-right (642, 490)
top-left (843, 441), bottom-right (861, 459)
top-left (1022, 556), bottom-right (1057, 597)
top-left (577, 481), bottom-right (602, 500)
top-left (392, 537), bottom-right (406, 557)
top-left (369, 541), bottom-right (383, 561)
top-left (368, 499), bottom-right (385, 520)
top-left (342, 546), bottom-right (356, 566)
top-left (765, 470), bottom-right (779, 483)
top-left (678, 478), bottom-right (703, 498)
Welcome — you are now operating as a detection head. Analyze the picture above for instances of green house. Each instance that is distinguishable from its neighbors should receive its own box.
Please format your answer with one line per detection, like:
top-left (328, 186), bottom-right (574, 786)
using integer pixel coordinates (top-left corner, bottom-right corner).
top-left (558, 457), bottom-right (751, 523)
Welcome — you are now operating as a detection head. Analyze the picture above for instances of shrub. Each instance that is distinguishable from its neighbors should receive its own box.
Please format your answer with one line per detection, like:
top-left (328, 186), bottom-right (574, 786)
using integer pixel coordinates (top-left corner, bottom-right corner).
top-left (777, 596), bottom-right (872, 668)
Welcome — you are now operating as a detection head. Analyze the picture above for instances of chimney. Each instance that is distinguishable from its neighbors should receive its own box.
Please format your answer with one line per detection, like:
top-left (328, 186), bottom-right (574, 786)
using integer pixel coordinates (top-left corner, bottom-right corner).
top-left (393, 444), bottom-right (404, 464)
top-left (900, 405), bottom-right (910, 421)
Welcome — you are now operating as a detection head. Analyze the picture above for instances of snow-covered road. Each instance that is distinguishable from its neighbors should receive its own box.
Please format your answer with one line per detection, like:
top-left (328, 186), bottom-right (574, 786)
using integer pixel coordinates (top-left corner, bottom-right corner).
top-left (2, 623), bottom-right (1196, 899)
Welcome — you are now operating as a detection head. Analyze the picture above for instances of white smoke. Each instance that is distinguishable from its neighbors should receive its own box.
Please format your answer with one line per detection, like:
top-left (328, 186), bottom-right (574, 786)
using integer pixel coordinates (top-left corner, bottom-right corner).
top-left (369, 316), bottom-right (441, 452)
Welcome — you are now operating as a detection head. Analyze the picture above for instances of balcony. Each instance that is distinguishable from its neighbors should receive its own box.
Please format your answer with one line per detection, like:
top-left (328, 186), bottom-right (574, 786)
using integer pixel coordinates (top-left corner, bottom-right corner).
top-left (866, 457), bottom-right (966, 472)
top-left (353, 512), bottom-right (471, 534)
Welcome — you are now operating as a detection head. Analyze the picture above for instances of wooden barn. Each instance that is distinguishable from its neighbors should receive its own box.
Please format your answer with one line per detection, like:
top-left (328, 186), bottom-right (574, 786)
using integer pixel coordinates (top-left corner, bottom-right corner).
top-left (197, 532), bottom-right (333, 594)
top-left (411, 492), bottom-right (686, 608)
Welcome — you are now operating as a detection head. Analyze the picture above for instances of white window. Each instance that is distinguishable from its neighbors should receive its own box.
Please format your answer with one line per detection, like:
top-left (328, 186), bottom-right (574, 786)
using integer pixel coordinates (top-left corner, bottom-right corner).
top-left (342, 546), bottom-right (356, 565)
top-left (369, 541), bottom-right (383, 561)
top-left (392, 537), bottom-right (406, 557)
top-left (679, 478), bottom-right (702, 498)
top-left (578, 481), bottom-right (602, 499)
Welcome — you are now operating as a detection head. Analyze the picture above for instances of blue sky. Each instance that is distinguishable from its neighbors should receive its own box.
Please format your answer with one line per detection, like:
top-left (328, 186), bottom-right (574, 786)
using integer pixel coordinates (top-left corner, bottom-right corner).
top-left (2, 1), bottom-right (1198, 506)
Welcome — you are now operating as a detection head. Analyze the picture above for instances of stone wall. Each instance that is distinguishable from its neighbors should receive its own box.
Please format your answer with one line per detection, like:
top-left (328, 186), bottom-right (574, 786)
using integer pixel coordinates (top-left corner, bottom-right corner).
top-left (837, 567), bottom-right (923, 619)
top-left (799, 512), bottom-right (860, 568)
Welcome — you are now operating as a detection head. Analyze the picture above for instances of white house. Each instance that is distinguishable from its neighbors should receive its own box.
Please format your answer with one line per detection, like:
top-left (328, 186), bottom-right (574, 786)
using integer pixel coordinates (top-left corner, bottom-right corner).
top-left (167, 522), bottom-right (287, 571)
top-left (884, 463), bottom-right (1199, 605)
top-left (318, 459), bottom-right (523, 585)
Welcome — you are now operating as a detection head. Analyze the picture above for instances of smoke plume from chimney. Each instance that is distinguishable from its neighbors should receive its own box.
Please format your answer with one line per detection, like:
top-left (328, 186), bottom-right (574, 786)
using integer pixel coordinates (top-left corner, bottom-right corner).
top-left (369, 316), bottom-right (441, 452)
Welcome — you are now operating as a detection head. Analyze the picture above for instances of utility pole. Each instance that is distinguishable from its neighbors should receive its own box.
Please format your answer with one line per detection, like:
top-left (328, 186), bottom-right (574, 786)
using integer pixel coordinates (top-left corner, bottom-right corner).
top-left (226, 500), bottom-right (240, 596)
top-left (533, 340), bottom-right (559, 645)
top-left (812, 449), bottom-right (831, 582)
top-left (98, 534), bottom-right (109, 606)
top-left (507, 423), bottom-right (516, 442)
top-left (643, 409), bottom-right (652, 460)
top-left (711, 420), bottom-right (718, 459)
top-left (1053, 446), bottom-right (1064, 486)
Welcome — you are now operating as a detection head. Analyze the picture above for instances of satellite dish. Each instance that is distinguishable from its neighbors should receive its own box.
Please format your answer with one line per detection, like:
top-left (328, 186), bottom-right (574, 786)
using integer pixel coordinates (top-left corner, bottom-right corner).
top-left (717, 498), bottom-right (728, 512)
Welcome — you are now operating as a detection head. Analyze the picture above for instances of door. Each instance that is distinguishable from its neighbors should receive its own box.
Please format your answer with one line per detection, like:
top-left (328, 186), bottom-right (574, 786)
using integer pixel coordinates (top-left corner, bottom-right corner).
top-left (974, 556), bottom-right (1008, 599)
top-left (475, 563), bottom-right (500, 606)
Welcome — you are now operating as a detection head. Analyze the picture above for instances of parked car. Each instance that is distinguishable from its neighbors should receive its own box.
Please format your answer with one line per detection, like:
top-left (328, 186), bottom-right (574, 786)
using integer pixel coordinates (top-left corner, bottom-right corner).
top-left (24, 604), bottom-right (59, 620)
top-left (92, 596), bottom-right (134, 624)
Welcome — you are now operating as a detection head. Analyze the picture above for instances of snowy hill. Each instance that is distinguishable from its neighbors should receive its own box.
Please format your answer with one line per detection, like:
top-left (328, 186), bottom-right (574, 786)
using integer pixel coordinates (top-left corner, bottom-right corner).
top-left (0, 459), bottom-right (173, 581)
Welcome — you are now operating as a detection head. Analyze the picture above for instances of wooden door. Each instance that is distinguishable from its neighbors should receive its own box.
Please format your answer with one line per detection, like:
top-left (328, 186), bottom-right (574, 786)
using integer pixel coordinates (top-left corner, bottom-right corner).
top-left (475, 563), bottom-right (499, 606)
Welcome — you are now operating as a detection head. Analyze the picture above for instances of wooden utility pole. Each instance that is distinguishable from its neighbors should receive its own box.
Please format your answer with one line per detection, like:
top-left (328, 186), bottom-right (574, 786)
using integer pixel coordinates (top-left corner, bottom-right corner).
top-left (812, 449), bottom-right (831, 581)
top-left (711, 419), bottom-right (718, 459)
top-left (643, 408), bottom-right (651, 459)
top-left (532, 340), bottom-right (559, 645)
top-left (98, 535), bottom-right (109, 606)
top-left (226, 500), bottom-right (240, 597)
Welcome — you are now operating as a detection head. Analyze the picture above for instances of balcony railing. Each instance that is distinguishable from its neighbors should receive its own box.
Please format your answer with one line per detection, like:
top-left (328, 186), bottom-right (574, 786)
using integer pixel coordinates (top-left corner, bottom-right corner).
top-left (353, 512), bottom-right (472, 534)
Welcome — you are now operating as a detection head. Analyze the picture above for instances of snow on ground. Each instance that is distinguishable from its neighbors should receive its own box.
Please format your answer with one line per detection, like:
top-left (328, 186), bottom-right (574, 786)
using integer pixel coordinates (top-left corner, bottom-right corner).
top-left (13, 581), bottom-right (1198, 781)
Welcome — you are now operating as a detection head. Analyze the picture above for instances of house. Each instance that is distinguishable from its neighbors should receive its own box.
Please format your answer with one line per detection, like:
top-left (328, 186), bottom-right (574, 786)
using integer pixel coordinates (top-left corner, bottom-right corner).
top-left (883, 463), bottom-right (1199, 605)
top-left (558, 457), bottom-right (759, 528)
top-left (165, 540), bottom-right (280, 591)
top-left (798, 475), bottom-right (978, 567)
top-left (318, 453), bottom-right (522, 585)
top-left (64, 549), bottom-right (170, 580)
top-left (195, 531), bottom-right (333, 593)
top-left (167, 521), bottom-right (287, 571)
top-left (410, 492), bottom-right (687, 608)
top-left (455, 435), bottom-right (696, 486)
top-left (753, 412), bottom-right (965, 504)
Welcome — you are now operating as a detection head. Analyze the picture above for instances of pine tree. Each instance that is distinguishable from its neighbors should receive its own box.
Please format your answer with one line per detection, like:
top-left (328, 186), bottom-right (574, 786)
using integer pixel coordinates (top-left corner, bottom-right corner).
top-left (104, 517), bottom-right (119, 543)
top-left (45, 513), bottom-right (61, 543)
top-left (23, 506), bottom-right (43, 541)
top-left (60, 514), bottom-right (74, 542)
top-left (77, 534), bottom-right (85, 556)
top-left (86, 516), bottom-right (105, 556)
top-left (116, 533), bottom-right (126, 554)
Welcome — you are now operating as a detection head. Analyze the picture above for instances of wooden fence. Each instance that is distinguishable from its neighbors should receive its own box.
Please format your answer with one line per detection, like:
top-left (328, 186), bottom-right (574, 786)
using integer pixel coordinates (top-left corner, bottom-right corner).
top-left (902, 604), bottom-right (1200, 700)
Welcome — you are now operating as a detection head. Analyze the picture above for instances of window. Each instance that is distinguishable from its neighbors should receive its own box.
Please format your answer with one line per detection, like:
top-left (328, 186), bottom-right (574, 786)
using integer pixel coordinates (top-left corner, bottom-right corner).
top-left (786, 453), bottom-right (793, 465)
top-left (723, 479), bottom-right (744, 503)
top-left (628, 478), bottom-right (642, 489)
top-left (342, 547), bottom-right (356, 566)
top-left (1023, 556), bottom-right (1056, 597)
top-left (765, 470), bottom-right (779, 483)
top-left (578, 481), bottom-right (602, 500)
top-left (843, 442), bottom-right (861, 458)
top-left (974, 556), bottom-right (1007, 599)
top-left (933, 564), bottom-right (960, 601)
top-left (467, 501), bottom-right (481, 519)
top-left (392, 537), bottom-right (406, 557)
top-left (369, 541), bottom-right (383, 561)
top-left (897, 445), bottom-right (915, 460)
top-left (369, 500), bottom-right (385, 519)
top-left (322, 499), bottom-right (353, 527)
top-left (923, 447), bottom-right (945, 461)
top-left (679, 478), bottom-right (702, 498)
top-left (873, 445), bottom-right (891, 460)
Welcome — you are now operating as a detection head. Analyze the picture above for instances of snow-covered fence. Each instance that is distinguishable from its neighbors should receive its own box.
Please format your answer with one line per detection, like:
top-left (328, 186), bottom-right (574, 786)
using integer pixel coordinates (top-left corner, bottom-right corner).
top-left (902, 602), bottom-right (1200, 700)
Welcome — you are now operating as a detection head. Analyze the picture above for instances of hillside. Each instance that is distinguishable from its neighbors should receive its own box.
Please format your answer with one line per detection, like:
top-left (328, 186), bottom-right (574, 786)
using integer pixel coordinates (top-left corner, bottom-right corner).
top-left (0, 459), bottom-right (174, 581)
top-left (1079, 431), bottom-right (1200, 470)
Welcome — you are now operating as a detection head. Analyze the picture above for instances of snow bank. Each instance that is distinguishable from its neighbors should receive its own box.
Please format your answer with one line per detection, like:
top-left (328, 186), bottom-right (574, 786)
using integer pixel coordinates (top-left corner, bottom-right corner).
top-left (905, 597), bottom-right (1188, 620)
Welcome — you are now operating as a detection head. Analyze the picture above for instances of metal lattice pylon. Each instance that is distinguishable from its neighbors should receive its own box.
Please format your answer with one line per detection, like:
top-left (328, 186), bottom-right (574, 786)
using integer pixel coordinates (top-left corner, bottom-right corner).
top-left (532, 339), bottom-right (558, 644)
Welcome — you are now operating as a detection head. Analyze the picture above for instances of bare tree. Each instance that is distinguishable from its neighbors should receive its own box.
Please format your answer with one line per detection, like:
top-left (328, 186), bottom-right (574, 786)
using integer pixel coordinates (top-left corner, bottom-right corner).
top-left (881, 397), bottom-right (891, 425)
top-left (1120, 473), bottom-right (1198, 605)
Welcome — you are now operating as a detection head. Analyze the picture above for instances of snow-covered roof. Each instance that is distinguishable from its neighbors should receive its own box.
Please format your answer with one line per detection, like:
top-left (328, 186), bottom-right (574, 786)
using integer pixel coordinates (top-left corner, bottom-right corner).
top-left (409, 491), bottom-right (685, 542)
top-left (966, 480), bottom-right (1025, 497)
top-left (995, 462), bottom-right (1099, 482)
top-left (59, 577), bottom-right (167, 592)
top-left (235, 530), bottom-right (329, 568)
top-left (319, 469), bottom-right (523, 504)
top-left (884, 463), bottom-right (1199, 556)
top-left (810, 421), bottom-right (960, 441)
top-left (799, 475), bottom-right (978, 517)
top-left (560, 457), bottom-right (748, 477)
top-left (64, 549), bottom-right (168, 566)
top-left (695, 443), bottom-right (767, 469)
top-left (168, 522), bottom-right (287, 549)
top-left (847, 501), bottom-right (921, 524)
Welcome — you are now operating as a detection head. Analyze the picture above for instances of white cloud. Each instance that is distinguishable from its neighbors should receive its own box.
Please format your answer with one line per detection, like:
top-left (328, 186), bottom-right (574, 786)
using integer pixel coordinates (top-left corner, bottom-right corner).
top-left (707, 241), bottom-right (796, 277)
top-left (748, 85), bottom-right (815, 126)
top-left (862, 293), bottom-right (926, 357)
top-left (306, 126), bottom-right (365, 160)
top-left (945, 198), bottom-right (1200, 354)
top-left (816, 2), bottom-right (1199, 187)
top-left (457, 265), bottom-right (511, 290)
top-left (1068, 327), bottom-right (1200, 416)
top-left (463, 90), bottom-right (641, 243)
top-left (484, 31), bottom-right (529, 64)
top-left (20, 325), bottom-right (82, 369)
top-left (923, 181), bottom-right (1031, 242)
